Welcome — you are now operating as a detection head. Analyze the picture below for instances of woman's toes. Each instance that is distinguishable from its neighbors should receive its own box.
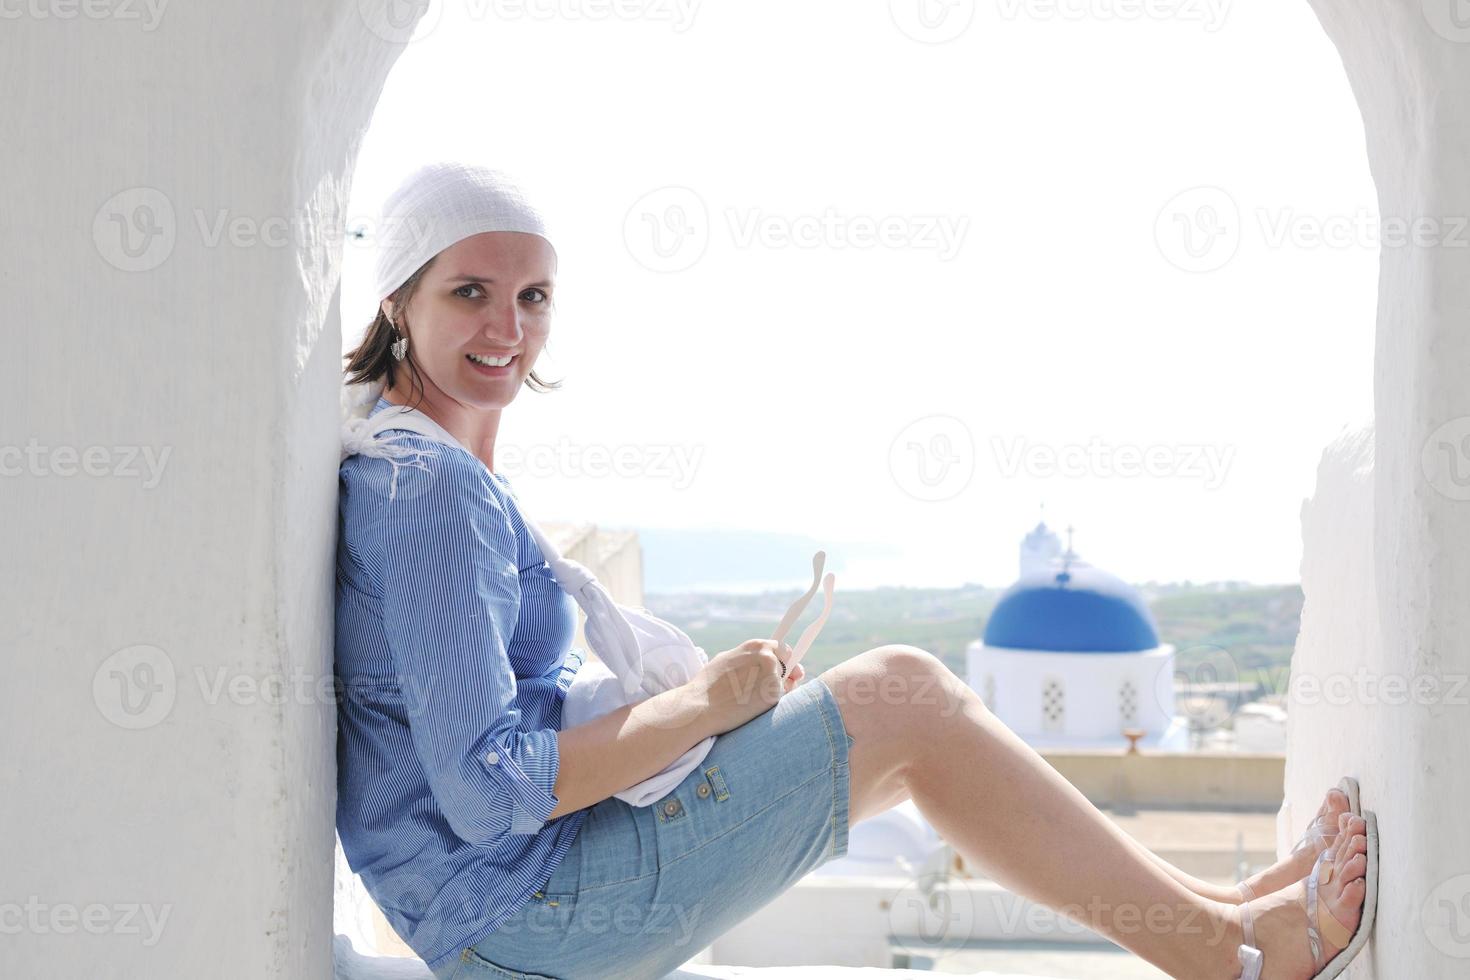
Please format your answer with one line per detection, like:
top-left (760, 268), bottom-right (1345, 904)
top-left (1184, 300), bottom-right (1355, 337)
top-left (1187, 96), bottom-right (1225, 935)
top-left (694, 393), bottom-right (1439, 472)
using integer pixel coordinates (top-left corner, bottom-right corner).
top-left (1329, 877), bottom-right (1367, 935)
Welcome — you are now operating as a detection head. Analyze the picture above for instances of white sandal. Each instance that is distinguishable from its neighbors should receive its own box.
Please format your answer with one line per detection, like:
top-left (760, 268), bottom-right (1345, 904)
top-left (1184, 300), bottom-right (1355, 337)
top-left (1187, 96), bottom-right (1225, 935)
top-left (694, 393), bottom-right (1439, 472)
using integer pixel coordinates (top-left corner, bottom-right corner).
top-left (1236, 809), bottom-right (1379, 980)
top-left (1289, 777), bottom-right (1359, 859)
top-left (1237, 777), bottom-right (1357, 911)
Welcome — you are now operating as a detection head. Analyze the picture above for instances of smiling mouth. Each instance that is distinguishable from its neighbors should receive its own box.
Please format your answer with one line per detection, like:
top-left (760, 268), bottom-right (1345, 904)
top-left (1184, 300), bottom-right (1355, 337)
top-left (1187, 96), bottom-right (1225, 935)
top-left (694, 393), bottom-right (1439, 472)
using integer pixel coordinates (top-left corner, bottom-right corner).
top-left (466, 353), bottom-right (518, 368)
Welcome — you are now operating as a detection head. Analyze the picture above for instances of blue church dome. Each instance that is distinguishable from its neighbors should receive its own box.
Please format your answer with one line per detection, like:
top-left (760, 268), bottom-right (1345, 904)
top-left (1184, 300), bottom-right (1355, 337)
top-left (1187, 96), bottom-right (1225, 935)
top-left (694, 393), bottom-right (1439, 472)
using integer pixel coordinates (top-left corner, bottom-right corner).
top-left (983, 562), bottom-right (1160, 653)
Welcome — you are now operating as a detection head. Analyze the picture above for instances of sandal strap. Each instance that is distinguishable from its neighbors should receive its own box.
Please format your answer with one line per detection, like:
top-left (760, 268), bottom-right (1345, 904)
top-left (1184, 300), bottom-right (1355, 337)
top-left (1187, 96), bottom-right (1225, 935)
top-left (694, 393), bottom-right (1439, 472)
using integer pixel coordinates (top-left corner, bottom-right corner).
top-left (1236, 882), bottom-right (1257, 949)
top-left (1236, 885), bottom-right (1262, 980)
top-left (1305, 850), bottom-right (1328, 963)
top-left (1304, 848), bottom-right (1357, 964)
top-left (1238, 943), bottom-right (1263, 980)
top-left (1291, 812), bottom-right (1339, 856)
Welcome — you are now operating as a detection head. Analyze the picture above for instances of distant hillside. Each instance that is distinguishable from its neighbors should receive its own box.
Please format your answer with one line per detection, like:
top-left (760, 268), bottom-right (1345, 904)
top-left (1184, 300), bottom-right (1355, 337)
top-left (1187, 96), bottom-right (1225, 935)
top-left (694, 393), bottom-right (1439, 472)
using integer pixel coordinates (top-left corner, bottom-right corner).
top-left (644, 581), bottom-right (1304, 689)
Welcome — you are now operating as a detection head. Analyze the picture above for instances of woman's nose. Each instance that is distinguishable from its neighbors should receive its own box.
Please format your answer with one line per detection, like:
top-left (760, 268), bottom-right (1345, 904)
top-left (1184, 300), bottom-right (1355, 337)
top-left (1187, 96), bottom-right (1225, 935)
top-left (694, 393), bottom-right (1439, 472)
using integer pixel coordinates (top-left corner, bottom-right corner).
top-left (480, 306), bottom-right (524, 344)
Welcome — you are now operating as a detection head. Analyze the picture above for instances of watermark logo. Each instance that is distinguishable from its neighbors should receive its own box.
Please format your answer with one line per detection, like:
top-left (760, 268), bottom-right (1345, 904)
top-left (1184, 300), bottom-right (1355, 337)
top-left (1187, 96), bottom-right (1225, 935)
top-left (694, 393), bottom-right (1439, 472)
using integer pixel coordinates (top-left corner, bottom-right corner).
top-left (889, 0), bottom-right (976, 44)
top-left (1424, 873), bottom-right (1470, 958)
top-left (93, 187), bottom-right (176, 273)
top-left (889, 415), bottom-right (975, 502)
top-left (1422, 416), bottom-right (1470, 501)
top-left (1158, 188), bottom-right (1470, 273)
top-left (358, 0), bottom-right (441, 43)
top-left (1422, 0), bottom-right (1470, 44)
top-left (624, 186), bottom-right (710, 273)
top-left (0, 440), bottom-right (172, 488)
top-left (885, 872), bottom-right (979, 959)
top-left (1290, 667), bottom-right (1470, 709)
top-left (995, 0), bottom-right (1231, 32)
top-left (990, 435), bottom-right (1235, 490)
top-left (95, 187), bottom-right (429, 272)
top-left (726, 207), bottom-right (969, 260)
top-left (0, 898), bottom-right (172, 945)
top-left (623, 187), bottom-right (969, 270)
top-left (92, 644), bottom-right (176, 730)
top-left (1169, 644), bottom-right (1241, 728)
top-left (0, 0), bottom-right (170, 30)
top-left (1155, 186), bottom-right (1241, 273)
top-left (496, 438), bottom-right (704, 490)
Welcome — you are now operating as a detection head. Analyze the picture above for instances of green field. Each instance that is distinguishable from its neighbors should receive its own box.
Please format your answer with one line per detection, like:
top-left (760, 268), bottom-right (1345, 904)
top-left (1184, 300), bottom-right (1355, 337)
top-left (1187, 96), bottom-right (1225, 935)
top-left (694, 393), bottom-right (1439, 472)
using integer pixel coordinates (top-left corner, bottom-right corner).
top-left (645, 581), bottom-right (1303, 693)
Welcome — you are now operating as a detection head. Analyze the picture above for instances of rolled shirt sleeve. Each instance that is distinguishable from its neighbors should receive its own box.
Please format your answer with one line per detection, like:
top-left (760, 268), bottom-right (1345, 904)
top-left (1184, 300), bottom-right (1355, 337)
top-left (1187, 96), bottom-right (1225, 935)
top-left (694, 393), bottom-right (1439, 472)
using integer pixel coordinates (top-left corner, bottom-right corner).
top-left (378, 442), bottom-right (564, 843)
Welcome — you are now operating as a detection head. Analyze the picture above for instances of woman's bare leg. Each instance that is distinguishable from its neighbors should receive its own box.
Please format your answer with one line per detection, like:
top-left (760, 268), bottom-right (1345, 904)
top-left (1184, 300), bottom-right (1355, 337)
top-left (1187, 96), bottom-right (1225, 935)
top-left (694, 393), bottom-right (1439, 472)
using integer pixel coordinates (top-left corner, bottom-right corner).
top-left (829, 647), bottom-right (1351, 907)
top-left (819, 645), bottom-right (1247, 979)
top-left (1130, 793), bottom-right (1351, 905)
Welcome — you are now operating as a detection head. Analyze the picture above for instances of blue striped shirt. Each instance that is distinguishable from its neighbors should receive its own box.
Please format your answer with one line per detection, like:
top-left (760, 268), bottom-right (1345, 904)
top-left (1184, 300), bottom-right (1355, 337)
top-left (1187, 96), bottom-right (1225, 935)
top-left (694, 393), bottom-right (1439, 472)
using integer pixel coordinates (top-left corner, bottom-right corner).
top-left (335, 394), bottom-right (588, 972)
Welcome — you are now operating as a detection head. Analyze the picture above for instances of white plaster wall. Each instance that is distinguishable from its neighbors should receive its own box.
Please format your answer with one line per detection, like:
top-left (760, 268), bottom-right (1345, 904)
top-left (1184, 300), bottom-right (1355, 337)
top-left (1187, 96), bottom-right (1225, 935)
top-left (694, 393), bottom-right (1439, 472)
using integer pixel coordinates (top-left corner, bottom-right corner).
top-left (1286, 3), bottom-right (1470, 976)
top-left (0, 5), bottom-right (406, 977)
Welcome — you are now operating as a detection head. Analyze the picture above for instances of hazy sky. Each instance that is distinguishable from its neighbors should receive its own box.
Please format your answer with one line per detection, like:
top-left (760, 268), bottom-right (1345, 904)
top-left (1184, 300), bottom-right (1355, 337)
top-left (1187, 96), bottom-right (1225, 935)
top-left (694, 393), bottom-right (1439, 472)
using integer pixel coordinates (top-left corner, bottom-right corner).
top-left (341, 0), bottom-right (1378, 590)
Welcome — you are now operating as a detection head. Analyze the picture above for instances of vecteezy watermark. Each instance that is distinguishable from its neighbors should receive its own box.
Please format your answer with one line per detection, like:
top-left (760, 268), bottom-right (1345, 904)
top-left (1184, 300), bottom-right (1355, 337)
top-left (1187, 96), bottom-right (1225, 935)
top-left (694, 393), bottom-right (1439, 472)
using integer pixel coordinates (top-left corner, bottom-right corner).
top-left (726, 207), bottom-right (969, 262)
top-left (1157, 186), bottom-right (1470, 273)
top-left (1255, 208), bottom-right (1470, 252)
top-left (888, 415), bottom-right (976, 503)
top-left (0, 898), bottom-right (172, 946)
top-left (93, 186), bottom-right (431, 273)
top-left (497, 895), bottom-right (704, 944)
top-left (889, 0), bottom-right (976, 44)
top-left (0, 0), bottom-right (169, 30)
top-left (356, 0), bottom-right (701, 44)
top-left (1423, 873), bottom-right (1470, 959)
top-left (494, 439), bottom-right (705, 490)
top-left (0, 440), bottom-right (171, 488)
top-left (1290, 668), bottom-right (1470, 709)
top-left (1155, 186), bottom-right (1242, 273)
top-left (356, 0), bottom-right (440, 43)
top-left (990, 435), bottom-right (1236, 490)
top-left (93, 645), bottom-right (177, 730)
top-left (93, 647), bottom-right (470, 729)
top-left (623, 186), bottom-right (710, 273)
top-left (623, 187), bottom-right (971, 272)
top-left (886, 875), bottom-right (1239, 960)
top-left (1422, 0), bottom-right (1470, 44)
top-left (1421, 416), bottom-right (1470, 501)
top-left (995, 0), bottom-right (1231, 32)
top-left (1168, 644), bottom-right (1242, 728)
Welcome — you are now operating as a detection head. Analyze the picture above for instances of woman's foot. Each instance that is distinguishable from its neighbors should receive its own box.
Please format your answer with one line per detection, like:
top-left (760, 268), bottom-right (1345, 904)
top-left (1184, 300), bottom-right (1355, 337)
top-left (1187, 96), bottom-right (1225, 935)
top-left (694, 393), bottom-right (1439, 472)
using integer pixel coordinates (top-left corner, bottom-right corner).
top-left (1235, 813), bottom-right (1369, 978)
top-left (1236, 786), bottom-right (1353, 901)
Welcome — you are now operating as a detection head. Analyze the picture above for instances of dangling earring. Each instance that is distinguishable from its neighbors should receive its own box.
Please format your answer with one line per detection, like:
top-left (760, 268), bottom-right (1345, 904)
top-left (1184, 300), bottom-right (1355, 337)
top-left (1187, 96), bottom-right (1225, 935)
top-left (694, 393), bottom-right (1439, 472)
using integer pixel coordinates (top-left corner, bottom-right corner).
top-left (391, 326), bottom-right (409, 362)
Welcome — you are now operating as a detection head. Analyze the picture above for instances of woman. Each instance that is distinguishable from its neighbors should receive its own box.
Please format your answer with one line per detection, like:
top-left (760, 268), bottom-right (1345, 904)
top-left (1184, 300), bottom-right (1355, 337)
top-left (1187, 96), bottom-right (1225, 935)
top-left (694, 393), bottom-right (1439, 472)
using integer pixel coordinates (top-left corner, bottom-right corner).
top-left (335, 162), bottom-right (1372, 980)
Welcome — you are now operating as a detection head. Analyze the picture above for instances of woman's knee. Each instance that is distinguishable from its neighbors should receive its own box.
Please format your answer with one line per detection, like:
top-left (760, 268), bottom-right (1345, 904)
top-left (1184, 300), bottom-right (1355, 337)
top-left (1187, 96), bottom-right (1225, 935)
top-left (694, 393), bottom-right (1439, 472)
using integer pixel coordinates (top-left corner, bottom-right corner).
top-left (836, 644), bottom-right (974, 734)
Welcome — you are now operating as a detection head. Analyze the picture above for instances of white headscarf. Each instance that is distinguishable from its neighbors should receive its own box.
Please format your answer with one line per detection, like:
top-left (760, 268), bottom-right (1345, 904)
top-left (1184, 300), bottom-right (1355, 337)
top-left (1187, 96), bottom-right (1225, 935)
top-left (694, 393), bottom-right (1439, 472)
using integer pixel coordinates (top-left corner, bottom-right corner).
top-left (340, 162), bottom-right (555, 462)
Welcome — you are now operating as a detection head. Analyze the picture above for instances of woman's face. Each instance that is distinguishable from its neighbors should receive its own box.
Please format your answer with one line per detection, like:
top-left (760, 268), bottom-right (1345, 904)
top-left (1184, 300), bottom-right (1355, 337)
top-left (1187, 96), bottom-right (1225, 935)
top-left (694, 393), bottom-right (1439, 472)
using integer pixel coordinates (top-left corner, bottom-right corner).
top-left (385, 230), bottom-right (556, 411)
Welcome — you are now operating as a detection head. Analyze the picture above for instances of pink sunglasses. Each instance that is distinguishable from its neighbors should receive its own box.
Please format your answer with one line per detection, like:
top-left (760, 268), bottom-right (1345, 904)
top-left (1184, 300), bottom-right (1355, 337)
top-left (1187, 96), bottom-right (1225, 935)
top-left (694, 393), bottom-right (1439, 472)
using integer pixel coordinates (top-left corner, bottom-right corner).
top-left (769, 551), bottom-right (836, 676)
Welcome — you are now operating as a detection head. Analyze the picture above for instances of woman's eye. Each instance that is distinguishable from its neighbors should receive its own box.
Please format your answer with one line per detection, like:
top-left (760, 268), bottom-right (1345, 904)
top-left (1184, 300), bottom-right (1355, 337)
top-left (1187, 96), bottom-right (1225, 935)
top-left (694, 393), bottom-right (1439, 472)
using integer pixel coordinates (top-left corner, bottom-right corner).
top-left (522, 288), bottom-right (548, 304)
top-left (453, 284), bottom-right (485, 299)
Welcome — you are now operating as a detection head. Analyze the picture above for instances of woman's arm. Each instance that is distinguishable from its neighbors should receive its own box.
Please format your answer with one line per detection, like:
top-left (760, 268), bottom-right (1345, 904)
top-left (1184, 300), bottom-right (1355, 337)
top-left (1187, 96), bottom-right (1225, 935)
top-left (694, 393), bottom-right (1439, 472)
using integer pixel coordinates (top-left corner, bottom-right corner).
top-left (544, 684), bottom-right (711, 820)
top-left (547, 639), bottom-right (808, 819)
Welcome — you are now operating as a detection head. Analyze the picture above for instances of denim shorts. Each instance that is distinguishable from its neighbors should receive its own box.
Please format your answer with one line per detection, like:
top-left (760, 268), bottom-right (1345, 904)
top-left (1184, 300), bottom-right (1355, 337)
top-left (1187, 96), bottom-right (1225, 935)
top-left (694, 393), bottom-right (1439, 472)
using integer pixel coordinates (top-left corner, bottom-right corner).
top-left (433, 675), bottom-right (855, 980)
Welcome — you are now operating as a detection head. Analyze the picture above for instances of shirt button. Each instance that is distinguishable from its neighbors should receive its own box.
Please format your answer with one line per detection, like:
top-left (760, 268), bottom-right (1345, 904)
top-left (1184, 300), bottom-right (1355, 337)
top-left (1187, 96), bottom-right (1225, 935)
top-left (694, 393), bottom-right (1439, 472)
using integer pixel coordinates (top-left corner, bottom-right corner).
top-left (697, 784), bottom-right (711, 798)
top-left (485, 751), bottom-right (500, 765)
top-left (663, 800), bottom-right (680, 816)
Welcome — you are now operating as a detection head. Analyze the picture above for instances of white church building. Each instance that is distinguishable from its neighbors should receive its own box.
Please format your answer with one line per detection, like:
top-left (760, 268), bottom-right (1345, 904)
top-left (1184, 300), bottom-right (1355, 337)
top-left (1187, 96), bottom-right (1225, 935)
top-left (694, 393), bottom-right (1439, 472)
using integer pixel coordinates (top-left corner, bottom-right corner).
top-left (966, 523), bottom-right (1189, 750)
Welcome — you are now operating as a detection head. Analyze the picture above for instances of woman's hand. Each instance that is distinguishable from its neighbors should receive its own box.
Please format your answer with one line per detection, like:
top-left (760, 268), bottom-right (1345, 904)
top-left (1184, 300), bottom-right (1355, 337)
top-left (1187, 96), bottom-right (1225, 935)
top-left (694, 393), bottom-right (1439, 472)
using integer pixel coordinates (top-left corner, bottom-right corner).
top-left (690, 638), bottom-right (805, 737)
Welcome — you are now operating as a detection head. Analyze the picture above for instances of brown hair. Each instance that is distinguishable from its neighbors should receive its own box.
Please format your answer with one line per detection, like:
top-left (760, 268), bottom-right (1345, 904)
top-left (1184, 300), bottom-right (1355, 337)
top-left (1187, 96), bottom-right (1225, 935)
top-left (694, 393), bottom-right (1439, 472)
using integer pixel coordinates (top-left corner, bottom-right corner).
top-left (342, 254), bottom-right (563, 411)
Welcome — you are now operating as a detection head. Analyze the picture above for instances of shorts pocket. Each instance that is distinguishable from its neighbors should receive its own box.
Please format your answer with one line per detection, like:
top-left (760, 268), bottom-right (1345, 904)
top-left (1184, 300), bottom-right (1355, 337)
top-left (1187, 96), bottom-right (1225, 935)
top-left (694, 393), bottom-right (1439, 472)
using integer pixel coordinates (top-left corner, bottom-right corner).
top-left (451, 944), bottom-right (561, 980)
